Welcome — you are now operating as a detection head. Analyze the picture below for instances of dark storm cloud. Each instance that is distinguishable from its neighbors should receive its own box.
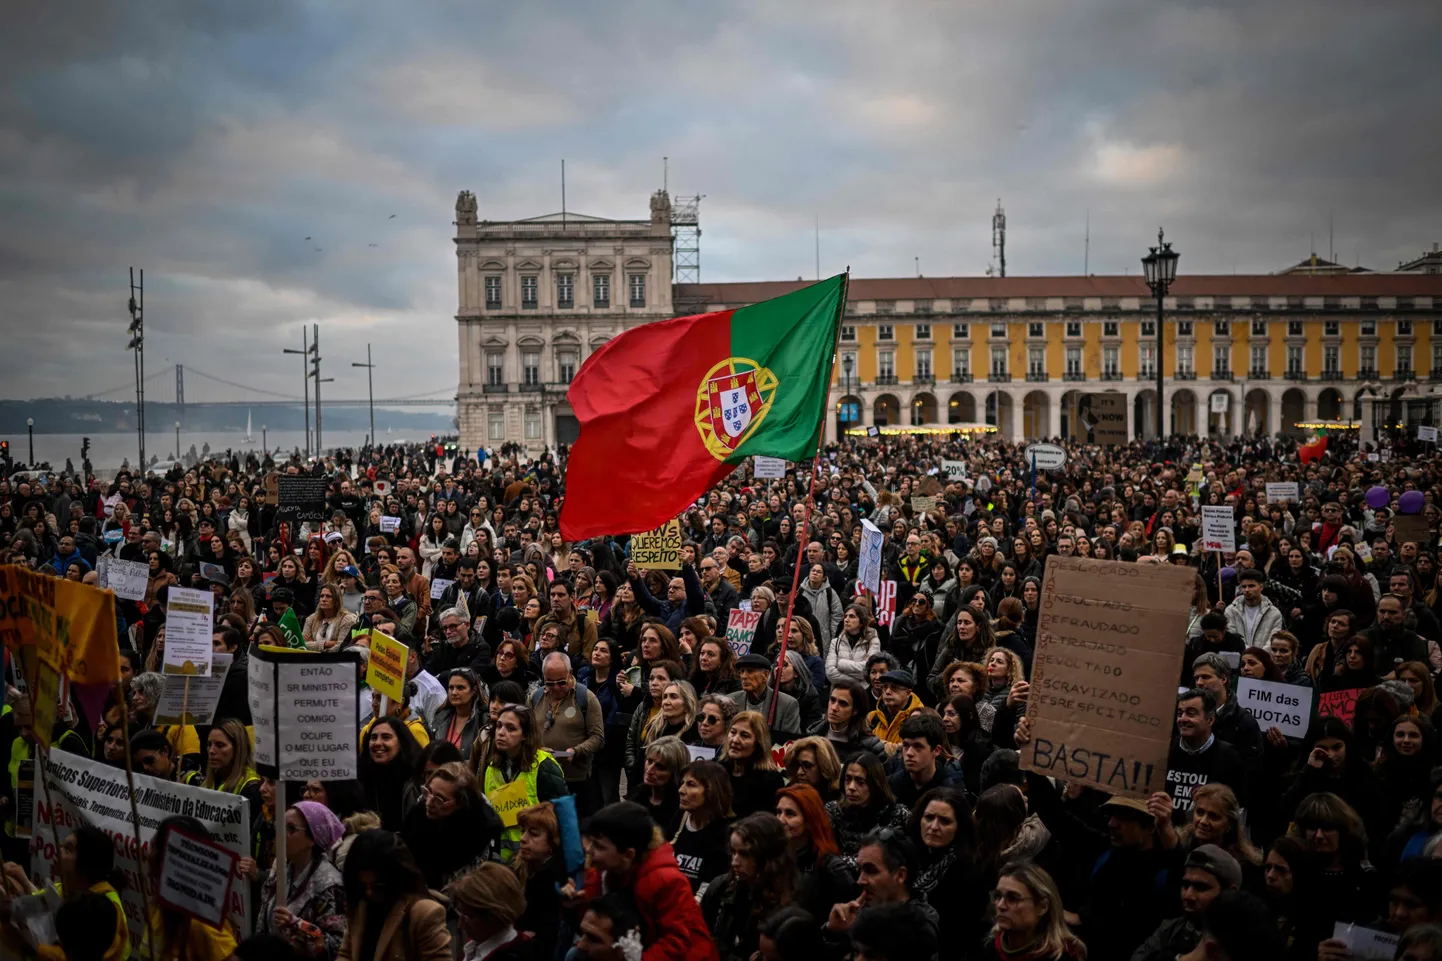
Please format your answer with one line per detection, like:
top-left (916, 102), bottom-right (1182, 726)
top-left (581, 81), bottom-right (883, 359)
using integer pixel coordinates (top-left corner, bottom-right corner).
top-left (1, 0), bottom-right (1438, 399)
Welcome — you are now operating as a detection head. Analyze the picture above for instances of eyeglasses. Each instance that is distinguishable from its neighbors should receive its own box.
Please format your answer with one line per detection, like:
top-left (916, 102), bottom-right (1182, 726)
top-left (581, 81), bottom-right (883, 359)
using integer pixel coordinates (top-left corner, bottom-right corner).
top-left (542, 678), bottom-right (570, 688)
top-left (699, 713), bottom-right (724, 725)
top-left (990, 889), bottom-right (1033, 906)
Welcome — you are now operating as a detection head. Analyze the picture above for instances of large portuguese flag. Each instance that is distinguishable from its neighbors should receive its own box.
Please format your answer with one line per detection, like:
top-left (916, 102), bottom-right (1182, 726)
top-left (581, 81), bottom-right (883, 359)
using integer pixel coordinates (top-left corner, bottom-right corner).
top-left (560, 274), bottom-right (848, 539)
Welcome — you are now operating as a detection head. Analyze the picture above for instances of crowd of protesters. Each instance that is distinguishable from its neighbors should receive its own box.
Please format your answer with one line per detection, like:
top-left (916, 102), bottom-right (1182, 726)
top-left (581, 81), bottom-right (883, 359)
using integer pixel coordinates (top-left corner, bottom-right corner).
top-left (4, 426), bottom-right (1442, 961)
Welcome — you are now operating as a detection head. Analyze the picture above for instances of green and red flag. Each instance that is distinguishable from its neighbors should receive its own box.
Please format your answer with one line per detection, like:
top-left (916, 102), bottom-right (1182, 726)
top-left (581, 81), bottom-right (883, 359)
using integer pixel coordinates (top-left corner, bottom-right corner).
top-left (560, 274), bottom-right (848, 539)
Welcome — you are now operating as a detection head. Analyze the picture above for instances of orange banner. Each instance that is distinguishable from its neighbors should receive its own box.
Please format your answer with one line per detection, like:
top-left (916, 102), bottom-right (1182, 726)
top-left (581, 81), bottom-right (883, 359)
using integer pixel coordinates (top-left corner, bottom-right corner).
top-left (0, 565), bottom-right (120, 686)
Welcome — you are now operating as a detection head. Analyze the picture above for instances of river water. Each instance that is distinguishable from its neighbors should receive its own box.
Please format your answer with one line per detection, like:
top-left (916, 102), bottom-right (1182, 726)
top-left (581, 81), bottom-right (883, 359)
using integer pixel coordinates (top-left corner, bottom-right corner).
top-left (7, 429), bottom-right (438, 471)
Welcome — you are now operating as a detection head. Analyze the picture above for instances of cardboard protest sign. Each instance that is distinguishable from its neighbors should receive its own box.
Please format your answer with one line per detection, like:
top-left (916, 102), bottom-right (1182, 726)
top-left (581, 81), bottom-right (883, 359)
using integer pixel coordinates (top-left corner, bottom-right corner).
top-left (1200, 505), bottom-right (1236, 553)
top-left (1021, 556), bottom-right (1193, 799)
top-left (940, 460), bottom-right (966, 481)
top-left (873, 580), bottom-right (898, 628)
top-left (1074, 393), bottom-right (1127, 445)
top-left (269, 657), bottom-right (360, 781)
top-left (1420, 426), bottom-right (1439, 444)
top-left (1265, 482), bottom-right (1299, 504)
top-left (153, 653), bottom-right (234, 726)
top-left (725, 609), bottom-right (761, 657)
top-left (157, 827), bottom-right (238, 927)
top-left (1318, 688), bottom-right (1363, 727)
top-left (1236, 678), bottom-right (1312, 739)
top-left (276, 475), bottom-right (329, 522)
top-left (162, 586), bottom-right (215, 676)
top-left (0, 565), bottom-right (120, 685)
top-left (631, 519), bottom-right (683, 570)
top-left (380, 515), bottom-right (401, 533)
top-left (917, 475), bottom-right (943, 496)
top-left (32, 750), bottom-right (251, 937)
top-left (911, 495), bottom-right (938, 515)
top-left (430, 578), bottom-right (454, 601)
top-left (1330, 922), bottom-right (1398, 960)
top-left (1394, 514), bottom-right (1432, 547)
top-left (857, 519), bottom-right (884, 593)
top-left (366, 630), bottom-right (408, 702)
top-left (752, 456), bottom-right (786, 479)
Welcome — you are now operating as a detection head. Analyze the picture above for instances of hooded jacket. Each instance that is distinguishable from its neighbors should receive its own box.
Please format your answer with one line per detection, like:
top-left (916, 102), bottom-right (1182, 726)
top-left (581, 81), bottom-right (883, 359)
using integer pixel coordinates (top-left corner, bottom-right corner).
top-left (1223, 593), bottom-right (1285, 650)
top-left (583, 829), bottom-right (720, 961)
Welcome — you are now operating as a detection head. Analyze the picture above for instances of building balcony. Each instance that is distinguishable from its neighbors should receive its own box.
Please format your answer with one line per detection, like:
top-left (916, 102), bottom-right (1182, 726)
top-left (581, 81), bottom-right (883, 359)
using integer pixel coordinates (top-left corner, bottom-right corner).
top-left (913, 373), bottom-right (936, 386)
top-left (482, 383), bottom-right (510, 394)
top-left (1140, 369), bottom-right (1156, 380)
top-left (1284, 370), bottom-right (1307, 381)
top-left (1430, 370), bottom-right (1442, 382)
top-left (1213, 370), bottom-right (1234, 381)
top-left (519, 382), bottom-right (544, 393)
top-left (1101, 371), bottom-right (1124, 382)
top-left (1249, 370), bottom-right (1270, 380)
top-left (1395, 368), bottom-right (1416, 381)
top-left (1319, 370), bottom-right (1344, 382)
top-left (988, 372), bottom-right (1012, 383)
top-left (951, 371), bottom-right (973, 384)
top-left (545, 381), bottom-right (571, 394)
top-left (1357, 368), bottom-right (1378, 380)
top-left (1175, 370), bottom-right (1197, 381)
top-left (875, 373), bottom-right (898, 386)
top-left (1063, 372), bottom-right (1086, 382)
top-left (1026, 371), bottom-right (1048, 382)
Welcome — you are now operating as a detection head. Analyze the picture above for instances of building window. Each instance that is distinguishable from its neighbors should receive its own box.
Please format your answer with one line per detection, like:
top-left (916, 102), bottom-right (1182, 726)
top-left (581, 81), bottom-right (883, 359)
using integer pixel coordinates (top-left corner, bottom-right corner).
top-left (1286, 345), bottom-right (1303, 374)
top-left (1140, 343), bottom-right (1156, 378)
top-left (521, 275), bottom-right (538, 309)
top-left (1064, 347), bottom-right (1082, 376)
top-left (1251, 318), bottom-right (1267, 336)
top-left (1360, 344), bottom-right (1376, 373)
top-left (1214, 320), bottom-right (1230, 336)
top-left (1323, 345), bottom-right (1339, 374)
top-left (484, 276), bottom-right (502, 309)
top-left (1250, 344), bottom-right (1267, 374)
top-left (878, 350), bottom-right (895, 379)
top-left (914, 300), bottom-right (933, 315)
top-left (1398, 319), bottom-right (1414, 336)
top-left (1028, 322), bottom-right (1044, 338)
top-left (593, 274), bottom-right (611, 308)
top-left (1213, 344), bottom-right (1230, 375)
top-left (1177, 321), bottom-right (1193, 337)
top-left (953, 323), bottom-right (969, 339)
top-left (876, 301), bottom-right (894, 315)
top-left (1398, 344), bottom-right (1414, 373)
top-left (628, 274), bottom-right (646, 308)
top-left (1361, 320), bottom-right (1376, 336)
top-left (1323, 319), bottom-right (1339, 336)
top-left (1288, 320), bottom-right (1303, 336)
top-left (1433, 320), bottom-right (1442, 337)
top-left (1433, 343), bottom-right (1442, 375)
top-left (1177, 345), bottom-right (1194, 374)
top-left (916, 349), bottom-right (932, 379)
top-left (990, 321), bottom-right (1007, 338)
top-left (488, 412), bottom-right (506, 441)
top-left (1141, 320), bottom-right (1156, 337)
top-left (840, 325), bottom-right (856, 342)
top-left (555, 274), bottom-right (574, 309)
top-left (522, 350), bottom-right (540, 386)
top-left (1065, 321), bottom-right (1082, 338)
top-left (524, 411), bottom-right (542, 440)
top-left (486, 352), bottom-right (505, 387)
top-left (1028, 347), bottom-right (1045, 377)
top-left (1103, 346), bottom-right (1120, 377)
top-left (557, 348), bottom-right (578, 384)
top-left (1103, 320), bottom-right (1119, 337)
top-left (990, 347), bottom-right (1008, 376)
top-left (878, 325), bottom-right (894, 341)
top-left (915, 323), bottom-right (931, 341)
top-left (952, 348), bottom-right (971, 379)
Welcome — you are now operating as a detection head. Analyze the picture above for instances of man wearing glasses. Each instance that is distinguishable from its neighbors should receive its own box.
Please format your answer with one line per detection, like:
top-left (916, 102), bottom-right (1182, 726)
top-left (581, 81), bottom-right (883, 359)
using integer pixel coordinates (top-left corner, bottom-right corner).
top-left (537, 581), bottom-right (598, 660)
top-left (535, 651), bottom-right (604, 813)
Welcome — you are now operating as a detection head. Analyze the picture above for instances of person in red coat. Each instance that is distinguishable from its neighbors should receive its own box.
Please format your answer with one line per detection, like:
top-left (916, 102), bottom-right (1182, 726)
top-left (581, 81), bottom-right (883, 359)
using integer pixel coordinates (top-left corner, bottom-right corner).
top-left (579, 802), bottom-right (720, 961)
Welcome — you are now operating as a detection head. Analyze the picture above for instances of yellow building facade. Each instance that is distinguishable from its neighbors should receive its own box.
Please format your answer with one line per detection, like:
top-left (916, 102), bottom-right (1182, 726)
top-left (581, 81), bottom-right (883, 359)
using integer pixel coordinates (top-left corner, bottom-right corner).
top-left (676, 273), bottom-right (1442, 442)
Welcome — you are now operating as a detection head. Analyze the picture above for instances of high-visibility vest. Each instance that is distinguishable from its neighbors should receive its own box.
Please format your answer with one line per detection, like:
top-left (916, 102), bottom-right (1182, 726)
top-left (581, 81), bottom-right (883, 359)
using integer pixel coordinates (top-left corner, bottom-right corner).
top-left (483, 750), bottom-right (554, 861)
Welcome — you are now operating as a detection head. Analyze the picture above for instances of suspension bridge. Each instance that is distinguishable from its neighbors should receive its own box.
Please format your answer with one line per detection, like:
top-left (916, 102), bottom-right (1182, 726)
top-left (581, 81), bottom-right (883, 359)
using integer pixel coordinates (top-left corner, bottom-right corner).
top-left (80, 364), bottom-right (456, 408)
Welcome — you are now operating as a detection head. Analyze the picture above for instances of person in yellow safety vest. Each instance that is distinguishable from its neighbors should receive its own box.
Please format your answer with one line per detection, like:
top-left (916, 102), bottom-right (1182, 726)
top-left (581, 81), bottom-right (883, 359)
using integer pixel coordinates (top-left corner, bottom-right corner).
top-left (476, 703), bottom-right (569, 861)
top-left (139, 816), bottom-right (239, 961)
top-left (359, 683), bottom-right (431, 749)
top-left (4, 687), bottom-right (88, 847)
top-left (33, 825), bottom-right (133, 961)
top-left (193, 718), bottom-right (263, 828)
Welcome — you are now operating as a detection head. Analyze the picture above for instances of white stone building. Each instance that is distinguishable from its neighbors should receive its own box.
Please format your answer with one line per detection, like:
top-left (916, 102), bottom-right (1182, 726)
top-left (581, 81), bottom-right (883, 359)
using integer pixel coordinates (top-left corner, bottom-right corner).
top-left (454, 189), bottom-right (675, 453)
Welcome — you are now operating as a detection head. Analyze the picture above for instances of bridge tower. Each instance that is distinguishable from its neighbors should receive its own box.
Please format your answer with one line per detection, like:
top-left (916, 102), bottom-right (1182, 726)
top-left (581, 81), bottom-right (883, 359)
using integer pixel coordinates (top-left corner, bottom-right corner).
top-left (175, 364), bottom-right (185, 414)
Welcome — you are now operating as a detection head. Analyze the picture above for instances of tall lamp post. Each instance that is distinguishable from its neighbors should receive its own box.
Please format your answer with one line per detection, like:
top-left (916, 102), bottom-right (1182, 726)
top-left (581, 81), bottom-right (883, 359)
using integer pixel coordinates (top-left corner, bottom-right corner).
top-left (842, 354), bottom-right (855, 434)
top-left (352, 344), bottom-right (376, 447)
top-left (174, 421), bottom-right (181, 460)
top-left (1142, 228), bottom-right (1180, 440)
top-left (261, 424), bottom-right (267, 454)
top-left (26, 418), bottom-right (33, 466)
top-left (283, 328), bottom-right (310, 458)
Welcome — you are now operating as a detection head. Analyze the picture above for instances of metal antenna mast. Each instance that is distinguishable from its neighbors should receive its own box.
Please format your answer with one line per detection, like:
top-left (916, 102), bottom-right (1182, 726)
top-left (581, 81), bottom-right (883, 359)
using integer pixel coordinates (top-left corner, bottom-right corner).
top-left (126, 268), bottom-right (146, 469)
top-left (672, 193), bottom-right (703, 284)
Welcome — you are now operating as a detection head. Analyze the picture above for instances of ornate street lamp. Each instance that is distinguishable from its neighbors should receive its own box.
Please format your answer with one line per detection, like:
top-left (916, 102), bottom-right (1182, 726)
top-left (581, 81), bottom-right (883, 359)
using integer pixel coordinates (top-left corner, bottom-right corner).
top-left (1142, 228), bottom-right (1180, 439)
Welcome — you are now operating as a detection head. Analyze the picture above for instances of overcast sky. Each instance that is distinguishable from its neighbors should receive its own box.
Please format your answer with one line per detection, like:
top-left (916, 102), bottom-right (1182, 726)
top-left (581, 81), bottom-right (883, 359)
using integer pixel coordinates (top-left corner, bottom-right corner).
top-left (3, 0), bottom-right (1439, 402)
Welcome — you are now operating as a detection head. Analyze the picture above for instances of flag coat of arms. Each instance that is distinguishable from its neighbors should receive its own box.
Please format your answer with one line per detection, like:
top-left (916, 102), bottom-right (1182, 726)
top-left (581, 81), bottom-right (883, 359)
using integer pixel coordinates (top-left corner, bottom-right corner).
top-left (560, 275), bottom-right (847, 539)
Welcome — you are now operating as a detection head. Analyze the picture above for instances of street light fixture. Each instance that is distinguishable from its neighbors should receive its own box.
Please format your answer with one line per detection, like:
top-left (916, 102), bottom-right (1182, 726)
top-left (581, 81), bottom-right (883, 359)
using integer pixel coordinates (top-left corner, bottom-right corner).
top-left (261, 424), bottom-right (267, 453)
top-left (26, 417), bottom-right (33, 466)
top-left (352, 344), bottom-right (377, 448)
top-left (283, 328), bottom-right (311, 458)
top-left (1141, 228), bottom-right (1180, 440)
top-left (842, 354), bottom-right (855, 429)
top-left (174, 421), bottom-right (181, 460)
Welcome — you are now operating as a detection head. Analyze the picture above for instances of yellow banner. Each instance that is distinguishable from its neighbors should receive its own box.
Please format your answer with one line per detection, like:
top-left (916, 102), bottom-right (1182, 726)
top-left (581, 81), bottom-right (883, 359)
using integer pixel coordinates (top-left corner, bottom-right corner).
top-left (366, 630), bottom-right (407, 702)
top-left (0, 565), bottom-right (120, 686)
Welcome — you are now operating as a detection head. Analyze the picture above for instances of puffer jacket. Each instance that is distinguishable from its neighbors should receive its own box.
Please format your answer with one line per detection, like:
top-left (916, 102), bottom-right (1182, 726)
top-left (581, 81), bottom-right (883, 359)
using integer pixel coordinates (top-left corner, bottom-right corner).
top-left (825, 628), bottom-right (880, 685)
top-left (798, 580), bottom-right (844, 641)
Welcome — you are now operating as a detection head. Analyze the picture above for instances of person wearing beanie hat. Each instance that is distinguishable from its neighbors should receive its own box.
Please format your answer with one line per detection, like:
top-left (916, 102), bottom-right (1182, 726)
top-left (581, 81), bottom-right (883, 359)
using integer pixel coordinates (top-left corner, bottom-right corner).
top-left (1130, 844), bottom-right (1242, 961)
top-left (449, 862), bottom-right (532, 961)
top-left (258, 801), bottom-right (348, 958)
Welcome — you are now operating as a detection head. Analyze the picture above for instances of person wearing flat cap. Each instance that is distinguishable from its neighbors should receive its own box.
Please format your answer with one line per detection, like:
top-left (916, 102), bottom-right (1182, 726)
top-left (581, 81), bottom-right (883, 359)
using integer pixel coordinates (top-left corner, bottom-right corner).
top-left (728, 653), bottom-right (803, 741)
top-left (1130, 844), bottom-right (1241, 961)
top-left (865, 670), bottom-right (922, 746)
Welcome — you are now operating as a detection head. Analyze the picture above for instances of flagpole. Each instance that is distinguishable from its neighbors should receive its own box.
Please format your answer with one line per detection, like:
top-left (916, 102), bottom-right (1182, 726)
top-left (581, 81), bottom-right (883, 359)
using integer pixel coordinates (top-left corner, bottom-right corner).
top-left (770, 271), bottom-right (850, 728)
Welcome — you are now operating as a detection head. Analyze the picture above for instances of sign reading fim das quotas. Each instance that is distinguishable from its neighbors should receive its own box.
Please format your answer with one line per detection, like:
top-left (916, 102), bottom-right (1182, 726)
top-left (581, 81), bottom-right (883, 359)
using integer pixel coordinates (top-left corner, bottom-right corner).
top-left (1021, 556), bottom-right (1192, 799)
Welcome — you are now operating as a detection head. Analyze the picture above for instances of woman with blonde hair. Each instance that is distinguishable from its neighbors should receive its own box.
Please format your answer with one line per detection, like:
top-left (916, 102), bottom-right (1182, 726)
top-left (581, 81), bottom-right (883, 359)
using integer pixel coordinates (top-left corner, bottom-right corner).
top-left (783, 736), bottom-right (842, 802)
top-left (1158, 782), bottom-right (1262, 885)
top-left (724, 710), bottom-right (784, 819)
top-left (200, 718), bottom-right (263, 824)
top-left (642, 679), bottom-right (699, 746)
top-left (627, 735), bottom-right (691, 833)
top-left (447, 862), bottom-right (527, 961)
top-left (983, 861), bottom-right (1086, 960)
top-left (303, 584), bottom-right (358, 651)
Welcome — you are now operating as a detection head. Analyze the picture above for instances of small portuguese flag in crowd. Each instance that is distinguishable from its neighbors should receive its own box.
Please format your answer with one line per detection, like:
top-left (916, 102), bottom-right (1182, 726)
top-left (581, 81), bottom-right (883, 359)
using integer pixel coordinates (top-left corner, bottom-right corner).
top-left (560, 274), bottom-right (848, 539)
